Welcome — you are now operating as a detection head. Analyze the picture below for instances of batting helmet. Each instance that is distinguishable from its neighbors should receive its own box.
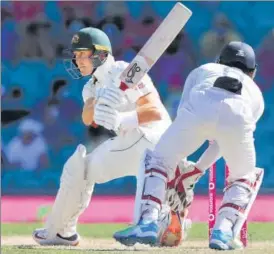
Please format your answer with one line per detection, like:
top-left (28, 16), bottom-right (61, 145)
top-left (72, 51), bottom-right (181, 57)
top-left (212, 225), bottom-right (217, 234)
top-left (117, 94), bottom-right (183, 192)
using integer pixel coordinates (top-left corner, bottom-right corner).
top-left (64, 27), bottom-right (112, 79)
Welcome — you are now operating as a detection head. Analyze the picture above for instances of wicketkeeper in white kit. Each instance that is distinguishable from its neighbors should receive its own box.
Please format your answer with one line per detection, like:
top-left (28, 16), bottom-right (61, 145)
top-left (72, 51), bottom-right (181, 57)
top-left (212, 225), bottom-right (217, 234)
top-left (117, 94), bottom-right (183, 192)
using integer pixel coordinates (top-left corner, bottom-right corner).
top-left (114, 41), bottom-right (265, 250)
top-left (32, 27), bottom-right (199, 247)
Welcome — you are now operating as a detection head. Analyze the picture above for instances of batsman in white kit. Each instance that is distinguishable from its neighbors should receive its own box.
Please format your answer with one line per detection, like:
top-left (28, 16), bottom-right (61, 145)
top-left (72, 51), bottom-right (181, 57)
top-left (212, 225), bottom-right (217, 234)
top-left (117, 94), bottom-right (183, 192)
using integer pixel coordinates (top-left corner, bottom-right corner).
top-left (32, 26), bottom-right (195, 247)
top-left (114, 41), bottom-right (265, 250)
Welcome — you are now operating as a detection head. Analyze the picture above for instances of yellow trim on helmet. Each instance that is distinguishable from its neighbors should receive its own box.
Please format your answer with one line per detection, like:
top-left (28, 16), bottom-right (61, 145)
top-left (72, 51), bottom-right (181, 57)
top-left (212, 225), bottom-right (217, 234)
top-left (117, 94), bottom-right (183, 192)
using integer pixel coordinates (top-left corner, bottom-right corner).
top-left (94, 44), bottom-right (111, 52)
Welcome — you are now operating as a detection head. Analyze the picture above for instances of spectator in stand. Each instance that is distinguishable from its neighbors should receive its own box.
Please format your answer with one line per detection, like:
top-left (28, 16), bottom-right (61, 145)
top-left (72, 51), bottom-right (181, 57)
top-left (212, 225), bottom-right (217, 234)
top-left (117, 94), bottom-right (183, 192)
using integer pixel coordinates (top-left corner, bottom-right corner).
top-left (40, 80), bottom-right (80, 152)
top-left (257, 28), bottom-right (274, 91)
top-left (164, 74), bottom-right (184, 120)
top-left (1, 7), bottom-right (19, 62)
top-left (150, 31), bottom-right (197, 94)
top-left (18, 14), bottom-right (55, 63)
top-left (101, 22), bottom-right (123, 58)
top-left (5, 118), bottom-right (49, 171)
top-left (200, 13), bottom-right (242, 61)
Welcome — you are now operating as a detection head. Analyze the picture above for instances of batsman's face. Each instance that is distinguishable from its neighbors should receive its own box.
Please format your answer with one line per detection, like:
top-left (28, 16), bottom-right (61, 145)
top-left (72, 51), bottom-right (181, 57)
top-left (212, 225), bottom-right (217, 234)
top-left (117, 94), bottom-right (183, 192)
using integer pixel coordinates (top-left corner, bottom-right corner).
top-left (74, 50), bottom-right (94, 76)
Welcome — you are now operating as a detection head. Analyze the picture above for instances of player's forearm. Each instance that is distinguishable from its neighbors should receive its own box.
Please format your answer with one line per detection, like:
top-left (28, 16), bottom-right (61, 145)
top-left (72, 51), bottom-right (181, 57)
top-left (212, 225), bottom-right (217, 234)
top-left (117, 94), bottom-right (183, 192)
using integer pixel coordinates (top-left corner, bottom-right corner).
top-left (82, 98), bottom-right (96, 126)
top-left (136, 103), bottom-right (163, 125)
top-left (82, 111), bottom-right (94, 126)
top-left (117, 103), bottom-right (162, 131)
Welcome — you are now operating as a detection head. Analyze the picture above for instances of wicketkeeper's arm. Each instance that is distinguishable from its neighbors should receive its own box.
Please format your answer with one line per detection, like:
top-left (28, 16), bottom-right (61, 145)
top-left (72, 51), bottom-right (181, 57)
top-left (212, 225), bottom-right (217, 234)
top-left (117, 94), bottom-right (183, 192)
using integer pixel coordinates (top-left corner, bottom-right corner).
top-left (195, 141), bottom-right (221, 171)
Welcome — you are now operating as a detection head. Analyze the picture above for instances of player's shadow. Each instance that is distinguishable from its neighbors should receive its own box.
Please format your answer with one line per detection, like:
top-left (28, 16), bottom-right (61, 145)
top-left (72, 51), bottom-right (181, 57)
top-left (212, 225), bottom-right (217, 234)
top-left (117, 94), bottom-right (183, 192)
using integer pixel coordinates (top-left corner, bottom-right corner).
top-left (15, 245), bottom-right (146, 252)
top-left (14, 245), bottom-right (37, 249)
top-left (85, 249), bottom-right (145, 252)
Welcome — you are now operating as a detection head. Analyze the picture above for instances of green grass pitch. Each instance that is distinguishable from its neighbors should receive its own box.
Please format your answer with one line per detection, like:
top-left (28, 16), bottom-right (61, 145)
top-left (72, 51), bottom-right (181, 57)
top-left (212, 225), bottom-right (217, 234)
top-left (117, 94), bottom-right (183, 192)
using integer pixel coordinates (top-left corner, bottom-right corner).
top-left (2, 222), bottom-right (274, 254)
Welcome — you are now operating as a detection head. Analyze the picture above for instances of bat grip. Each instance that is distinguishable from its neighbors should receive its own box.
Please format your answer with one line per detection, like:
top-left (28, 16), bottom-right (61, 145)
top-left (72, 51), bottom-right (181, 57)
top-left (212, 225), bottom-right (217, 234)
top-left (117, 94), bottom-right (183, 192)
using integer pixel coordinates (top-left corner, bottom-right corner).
top-left (91, 82), bottom-right (129, 127)
top-left (119, 81), bottom-right (129, 91)
top-left (91, 122), bottom-right (98, 128)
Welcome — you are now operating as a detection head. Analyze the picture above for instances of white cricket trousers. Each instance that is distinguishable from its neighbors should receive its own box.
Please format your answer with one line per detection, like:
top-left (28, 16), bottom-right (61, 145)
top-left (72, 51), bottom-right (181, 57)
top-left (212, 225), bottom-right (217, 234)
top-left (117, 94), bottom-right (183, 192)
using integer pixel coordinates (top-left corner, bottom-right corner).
top-left (154, 88), bottom-right (257, 182)
top-left (86, 129), bottom-right (154, 183)
top-left (45, 129), bottom-right (155, 237)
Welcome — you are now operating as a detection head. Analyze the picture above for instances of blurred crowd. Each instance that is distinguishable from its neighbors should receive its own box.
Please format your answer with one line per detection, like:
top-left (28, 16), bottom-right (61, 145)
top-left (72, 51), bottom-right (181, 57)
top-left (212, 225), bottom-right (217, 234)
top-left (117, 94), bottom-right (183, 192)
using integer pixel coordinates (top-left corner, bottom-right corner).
top-left (1, 1), bottom-right (274, 194)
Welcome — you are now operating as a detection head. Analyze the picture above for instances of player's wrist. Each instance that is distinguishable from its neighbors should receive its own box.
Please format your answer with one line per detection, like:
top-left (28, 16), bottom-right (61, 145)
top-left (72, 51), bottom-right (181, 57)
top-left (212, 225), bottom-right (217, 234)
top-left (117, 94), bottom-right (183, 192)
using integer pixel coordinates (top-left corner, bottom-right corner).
top-left (118, 110), bottom-right (139, 131)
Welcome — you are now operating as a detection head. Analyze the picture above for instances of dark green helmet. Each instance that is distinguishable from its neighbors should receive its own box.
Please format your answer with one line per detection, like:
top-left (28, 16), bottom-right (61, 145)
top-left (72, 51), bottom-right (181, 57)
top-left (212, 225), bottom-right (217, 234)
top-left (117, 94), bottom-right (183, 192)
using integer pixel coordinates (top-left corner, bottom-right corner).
top-left (64, 27), bottom-right (112, 79)
top-left (71, 27), bottom-right (112, 53)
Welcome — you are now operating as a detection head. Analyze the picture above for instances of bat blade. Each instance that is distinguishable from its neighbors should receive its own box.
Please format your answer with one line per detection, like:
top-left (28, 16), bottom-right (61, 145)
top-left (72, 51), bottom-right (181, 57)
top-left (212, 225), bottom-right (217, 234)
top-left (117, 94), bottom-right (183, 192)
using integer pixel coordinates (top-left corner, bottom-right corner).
top-left (119, 3), bottom-right (192, 90)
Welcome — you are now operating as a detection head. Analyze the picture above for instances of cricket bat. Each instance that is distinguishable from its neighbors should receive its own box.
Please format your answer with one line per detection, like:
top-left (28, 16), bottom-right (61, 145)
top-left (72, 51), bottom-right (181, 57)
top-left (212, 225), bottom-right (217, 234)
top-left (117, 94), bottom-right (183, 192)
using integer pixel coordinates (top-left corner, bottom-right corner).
top-left (92, 3), bottom-right (192, 127)
top-left (119, 2), bottom-right (192, 100)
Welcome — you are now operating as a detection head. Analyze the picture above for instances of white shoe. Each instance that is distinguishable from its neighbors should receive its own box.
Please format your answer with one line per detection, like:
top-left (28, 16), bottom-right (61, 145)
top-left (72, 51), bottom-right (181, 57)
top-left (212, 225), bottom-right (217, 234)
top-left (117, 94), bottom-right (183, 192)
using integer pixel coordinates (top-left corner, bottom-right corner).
top-left (32, 228), bottom-right (80, 246)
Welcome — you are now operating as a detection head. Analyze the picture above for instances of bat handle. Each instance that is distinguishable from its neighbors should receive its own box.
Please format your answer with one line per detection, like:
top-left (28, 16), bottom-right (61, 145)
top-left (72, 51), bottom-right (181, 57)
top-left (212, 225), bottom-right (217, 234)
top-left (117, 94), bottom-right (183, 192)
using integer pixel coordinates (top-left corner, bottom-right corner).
top-left (119, 81), bottom-right (129, 91)
top-left (91, 122), bottom-right (98, 128)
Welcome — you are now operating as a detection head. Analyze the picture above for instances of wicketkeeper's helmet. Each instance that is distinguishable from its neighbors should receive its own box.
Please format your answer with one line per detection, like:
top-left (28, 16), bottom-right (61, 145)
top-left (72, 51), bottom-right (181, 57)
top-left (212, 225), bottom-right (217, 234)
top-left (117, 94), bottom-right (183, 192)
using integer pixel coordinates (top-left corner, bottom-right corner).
top-left (216, 41), bottom-right (257, 73)
top-left (63, 27), bottom-right (112, 79)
